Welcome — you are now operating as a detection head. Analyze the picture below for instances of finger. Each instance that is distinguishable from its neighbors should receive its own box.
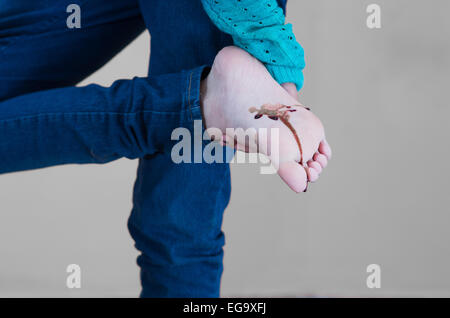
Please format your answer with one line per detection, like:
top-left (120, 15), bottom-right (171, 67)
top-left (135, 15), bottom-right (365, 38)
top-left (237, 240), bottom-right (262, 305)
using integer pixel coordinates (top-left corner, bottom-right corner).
top-left (277, 161), bottom-right (308, 193)
top-left (318, 139), bottom-right (332, 159)
top-left (281, 82), bottom-right (299, 100)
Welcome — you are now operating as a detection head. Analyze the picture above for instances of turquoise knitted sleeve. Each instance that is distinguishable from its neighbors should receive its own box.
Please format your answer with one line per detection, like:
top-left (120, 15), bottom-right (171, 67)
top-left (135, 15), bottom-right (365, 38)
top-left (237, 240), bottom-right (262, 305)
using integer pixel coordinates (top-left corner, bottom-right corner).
top-left (201, 0), bottom-right (305, 91)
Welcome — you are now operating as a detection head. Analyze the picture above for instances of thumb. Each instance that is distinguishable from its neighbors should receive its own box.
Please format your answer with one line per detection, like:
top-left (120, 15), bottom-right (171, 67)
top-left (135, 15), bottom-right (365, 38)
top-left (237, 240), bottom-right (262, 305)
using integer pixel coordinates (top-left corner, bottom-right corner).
top-left (281, 82), bottom-right (299, 100)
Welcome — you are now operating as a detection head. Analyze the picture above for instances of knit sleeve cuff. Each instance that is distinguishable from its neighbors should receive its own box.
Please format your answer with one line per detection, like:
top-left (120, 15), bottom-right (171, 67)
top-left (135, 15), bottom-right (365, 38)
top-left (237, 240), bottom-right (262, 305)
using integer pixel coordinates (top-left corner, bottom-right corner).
top-left (266, 64), bottom-right (304, 91)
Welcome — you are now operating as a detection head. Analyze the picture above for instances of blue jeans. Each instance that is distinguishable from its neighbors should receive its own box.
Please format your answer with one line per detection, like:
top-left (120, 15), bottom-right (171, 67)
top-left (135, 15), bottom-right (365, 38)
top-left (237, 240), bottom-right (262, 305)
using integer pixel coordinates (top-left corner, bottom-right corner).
top-left (0, 0), bottom-right (286, 297)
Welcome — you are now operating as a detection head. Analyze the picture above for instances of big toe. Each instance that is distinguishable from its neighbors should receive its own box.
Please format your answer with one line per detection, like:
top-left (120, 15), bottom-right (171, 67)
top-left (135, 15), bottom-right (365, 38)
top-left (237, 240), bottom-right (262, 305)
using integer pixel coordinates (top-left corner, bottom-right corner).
top-left (278, 161), bottom-right (308, 193)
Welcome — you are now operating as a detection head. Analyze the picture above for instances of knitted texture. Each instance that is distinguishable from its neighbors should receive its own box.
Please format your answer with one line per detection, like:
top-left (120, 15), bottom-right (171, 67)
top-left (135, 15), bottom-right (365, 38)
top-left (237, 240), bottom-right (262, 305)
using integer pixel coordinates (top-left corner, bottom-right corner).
top-left (201, 0), bottom-right (305, 90)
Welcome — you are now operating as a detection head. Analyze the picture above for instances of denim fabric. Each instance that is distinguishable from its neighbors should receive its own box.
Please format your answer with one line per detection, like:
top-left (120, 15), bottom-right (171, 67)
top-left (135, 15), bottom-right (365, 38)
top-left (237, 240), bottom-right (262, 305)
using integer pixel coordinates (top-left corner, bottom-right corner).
top-left (0, 0), bottom-right (286, 297)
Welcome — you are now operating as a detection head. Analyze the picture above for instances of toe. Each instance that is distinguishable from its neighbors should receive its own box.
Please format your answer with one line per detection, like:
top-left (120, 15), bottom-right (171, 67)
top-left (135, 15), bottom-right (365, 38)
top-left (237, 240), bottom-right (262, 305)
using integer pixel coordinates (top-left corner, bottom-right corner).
top-left (313, 153), bottom-right (328, 168)
top-left (318, 140), bottom-right (332, 159)
top-left (306, 166), bottom-right (319, 182)
top-left (308, 160), bottom-right (322, 174)
top-left (277, 161), bottom-right (308, 193)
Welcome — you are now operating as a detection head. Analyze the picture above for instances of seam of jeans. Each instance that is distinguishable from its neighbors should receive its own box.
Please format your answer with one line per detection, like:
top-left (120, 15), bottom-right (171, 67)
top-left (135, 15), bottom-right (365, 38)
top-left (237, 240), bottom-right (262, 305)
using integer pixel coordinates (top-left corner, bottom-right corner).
top-left (187, 71), bottom-right (194, 122)
top-left (185, 66), bottom-right (205, 125)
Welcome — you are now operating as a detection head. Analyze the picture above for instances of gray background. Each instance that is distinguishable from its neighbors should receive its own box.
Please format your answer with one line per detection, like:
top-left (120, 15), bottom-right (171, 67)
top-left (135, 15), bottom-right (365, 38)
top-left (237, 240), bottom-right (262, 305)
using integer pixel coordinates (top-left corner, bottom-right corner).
top-left (0, 0), bottom-right (449, 297)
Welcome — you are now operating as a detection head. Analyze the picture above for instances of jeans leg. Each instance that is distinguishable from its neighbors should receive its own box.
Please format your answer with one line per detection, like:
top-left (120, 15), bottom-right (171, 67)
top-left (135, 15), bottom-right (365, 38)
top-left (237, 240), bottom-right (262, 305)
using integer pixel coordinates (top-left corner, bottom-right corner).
top-left (0, 0), bottom-right (145, 101)
top-left (0, 67), bottom-right (207, 174)
top-left (129, 155), bottom-right (231, 297)
top-left (0, 0), bottom-right (176, 173)
top-left (128, 0), bottom-right (233, 297)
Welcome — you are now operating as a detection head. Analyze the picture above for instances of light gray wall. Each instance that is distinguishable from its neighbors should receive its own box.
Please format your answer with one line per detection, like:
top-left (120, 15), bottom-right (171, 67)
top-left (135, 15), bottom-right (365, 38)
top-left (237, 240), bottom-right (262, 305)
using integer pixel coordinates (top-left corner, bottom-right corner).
top-left (0, 0), bottom-right (449, 297)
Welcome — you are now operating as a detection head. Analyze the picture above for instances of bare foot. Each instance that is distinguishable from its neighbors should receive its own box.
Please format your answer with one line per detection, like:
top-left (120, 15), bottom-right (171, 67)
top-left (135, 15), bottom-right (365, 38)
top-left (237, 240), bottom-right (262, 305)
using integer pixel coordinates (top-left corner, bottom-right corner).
top-left (201, 46), bottom-right (331, 193)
